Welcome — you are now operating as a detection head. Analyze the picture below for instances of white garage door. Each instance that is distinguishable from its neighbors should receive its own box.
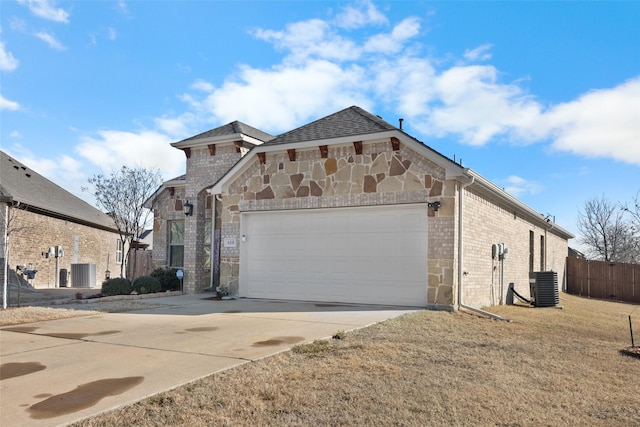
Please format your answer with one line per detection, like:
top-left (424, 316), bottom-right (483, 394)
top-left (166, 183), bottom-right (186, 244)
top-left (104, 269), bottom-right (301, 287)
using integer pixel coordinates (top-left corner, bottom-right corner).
top-left (240, 205), bottom-right (428, 306)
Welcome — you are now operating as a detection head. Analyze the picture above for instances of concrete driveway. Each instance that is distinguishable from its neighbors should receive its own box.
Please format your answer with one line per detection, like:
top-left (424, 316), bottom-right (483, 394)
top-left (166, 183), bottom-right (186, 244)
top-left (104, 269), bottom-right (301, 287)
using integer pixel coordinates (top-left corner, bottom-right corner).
top-left (0, 294), bottom-right (416, 427)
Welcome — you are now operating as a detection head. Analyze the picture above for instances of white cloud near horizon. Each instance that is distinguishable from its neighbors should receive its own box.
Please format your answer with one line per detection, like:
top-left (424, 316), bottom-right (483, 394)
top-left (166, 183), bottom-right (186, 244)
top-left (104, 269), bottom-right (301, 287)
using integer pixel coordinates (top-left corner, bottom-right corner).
top-left (0, 93), bottom-right (20, 110)
top-left (35, 31), bottom-right (66, 50)
top-left (76, 130), bottom-right (184, 180)
top-left (17, 0), bottom-right (70, 24)
top-left (544, 78), bottom-right (640, 165)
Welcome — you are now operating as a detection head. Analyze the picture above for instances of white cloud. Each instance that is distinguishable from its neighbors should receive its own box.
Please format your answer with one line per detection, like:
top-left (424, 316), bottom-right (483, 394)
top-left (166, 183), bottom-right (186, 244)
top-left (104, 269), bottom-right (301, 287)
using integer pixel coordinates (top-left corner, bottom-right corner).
top-left (107, 27), bottom-right (117, 41)
top-left (154, 112), bottom-right (198, 138)
top-left (192, 60), bottom-right (371, 133)
top-left (117, 0), bottom-right (129, 17)
top-left (544, 77), bottom-right (640, 165)
top-left (10, 17), bottom-right (27, 32)
top-left (190, 79), bottom-right (214, 92)
top-left (0, 93), bottom-right (20, 110)
top-left (500, 175), bottom-right (543, 197)
top-left (464, 44), bottom-right (493, 62)
top-left (363, 17), bottom-right (421, 54)
top-left (17, 0), bottom-right (70, 24)
top-left (76, 130), bottom-right (184, 179)
top-left (0, 39), bottom-right (19, 71)
top-left (335, 0), bottom-right (388, 29)
top-left (35, 31), bottom-right (66, 50)
top-left (416, 65), bottom-right (544, 145)
top-left (253, 19), bottom-right (361, 63)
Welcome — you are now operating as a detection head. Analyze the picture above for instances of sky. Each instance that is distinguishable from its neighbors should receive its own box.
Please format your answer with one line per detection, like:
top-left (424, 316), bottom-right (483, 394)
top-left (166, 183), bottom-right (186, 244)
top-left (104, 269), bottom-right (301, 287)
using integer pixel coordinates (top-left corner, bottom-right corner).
top-left (1, 0), bottom-right (639, 250)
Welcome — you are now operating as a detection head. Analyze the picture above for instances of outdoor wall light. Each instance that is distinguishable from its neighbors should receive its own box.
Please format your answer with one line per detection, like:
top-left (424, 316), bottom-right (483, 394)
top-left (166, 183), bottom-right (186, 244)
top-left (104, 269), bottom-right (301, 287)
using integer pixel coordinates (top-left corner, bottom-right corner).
top-left (183, 200), bottom-right (194, 216)
top-left (428, 201), bottom-right (441, 211)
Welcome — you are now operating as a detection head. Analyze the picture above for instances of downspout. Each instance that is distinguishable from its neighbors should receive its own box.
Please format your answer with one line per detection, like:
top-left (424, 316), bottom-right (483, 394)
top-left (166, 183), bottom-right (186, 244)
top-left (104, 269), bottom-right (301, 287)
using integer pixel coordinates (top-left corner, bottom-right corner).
top-left (457, 173), bottom-right (509, 321)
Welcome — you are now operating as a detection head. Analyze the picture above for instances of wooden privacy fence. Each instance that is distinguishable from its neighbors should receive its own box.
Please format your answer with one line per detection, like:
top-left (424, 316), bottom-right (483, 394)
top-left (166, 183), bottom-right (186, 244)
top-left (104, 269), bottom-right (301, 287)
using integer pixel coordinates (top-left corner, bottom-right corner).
top-left (566, 257), bottom-right (639, 304)
top-left (127, 250), bottom-right (153, 280)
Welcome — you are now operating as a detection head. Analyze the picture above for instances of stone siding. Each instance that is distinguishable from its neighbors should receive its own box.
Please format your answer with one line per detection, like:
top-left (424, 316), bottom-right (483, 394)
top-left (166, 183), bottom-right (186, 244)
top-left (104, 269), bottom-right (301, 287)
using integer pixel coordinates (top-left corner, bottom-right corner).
top-left (219, 138), bottom-right (458, 306)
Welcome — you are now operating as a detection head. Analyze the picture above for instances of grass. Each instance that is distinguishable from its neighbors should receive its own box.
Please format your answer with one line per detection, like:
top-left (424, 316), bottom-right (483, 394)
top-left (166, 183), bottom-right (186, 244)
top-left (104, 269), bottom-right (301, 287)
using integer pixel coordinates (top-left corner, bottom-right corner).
top-left (66, 293), bottom-right (640, 427)
top-left (0, 301), bottom-right (164, 326)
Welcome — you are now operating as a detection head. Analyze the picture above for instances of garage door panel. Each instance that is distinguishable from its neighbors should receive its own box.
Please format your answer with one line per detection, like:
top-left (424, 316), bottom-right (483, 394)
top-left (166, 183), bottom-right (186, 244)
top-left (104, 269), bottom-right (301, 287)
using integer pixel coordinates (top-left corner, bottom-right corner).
top-left (241, 205), bottom-right (428, 306)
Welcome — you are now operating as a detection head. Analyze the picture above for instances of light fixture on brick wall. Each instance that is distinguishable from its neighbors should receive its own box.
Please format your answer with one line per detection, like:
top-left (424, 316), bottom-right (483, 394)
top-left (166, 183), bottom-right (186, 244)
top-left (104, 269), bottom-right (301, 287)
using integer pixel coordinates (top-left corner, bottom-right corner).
top-left (183, 200), bottom-right (194, 216)
top-left (428, 201), bottom-right (441, 212)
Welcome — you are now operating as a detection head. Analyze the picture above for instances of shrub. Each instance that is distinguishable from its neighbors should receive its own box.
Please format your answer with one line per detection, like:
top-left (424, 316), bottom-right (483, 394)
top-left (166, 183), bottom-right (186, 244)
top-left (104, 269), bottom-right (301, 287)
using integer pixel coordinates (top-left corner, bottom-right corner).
top-left (101, 278), bottom-right (132, 296)
top-left (151, 268), bottom-right (181, 291)
top-left (132, 275), bottom-right (161, 294)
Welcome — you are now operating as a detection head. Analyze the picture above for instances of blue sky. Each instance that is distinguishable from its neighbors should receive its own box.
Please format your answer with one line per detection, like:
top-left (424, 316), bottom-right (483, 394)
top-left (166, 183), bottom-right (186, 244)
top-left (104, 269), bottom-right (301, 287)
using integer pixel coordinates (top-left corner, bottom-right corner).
top-left (1, 0), bottom-right (639, 250)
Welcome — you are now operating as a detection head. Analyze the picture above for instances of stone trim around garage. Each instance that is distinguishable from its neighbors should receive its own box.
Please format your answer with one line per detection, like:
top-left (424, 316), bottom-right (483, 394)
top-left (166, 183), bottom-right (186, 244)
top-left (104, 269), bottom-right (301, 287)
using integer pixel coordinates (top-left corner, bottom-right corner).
top-left (217, 138), bottom-right (458, 306)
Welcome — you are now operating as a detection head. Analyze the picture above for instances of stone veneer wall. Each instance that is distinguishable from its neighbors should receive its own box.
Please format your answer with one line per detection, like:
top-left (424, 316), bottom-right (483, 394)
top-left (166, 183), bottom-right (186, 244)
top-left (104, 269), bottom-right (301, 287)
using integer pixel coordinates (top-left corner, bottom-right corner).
top-left (218, 138), bottom-right (459, 307)
top-left (2, 208), bottom-right (120, 289)
top-left (461, 187), bottom-right (568, 308)
top-left (152, 143), bottom-right (243, 293)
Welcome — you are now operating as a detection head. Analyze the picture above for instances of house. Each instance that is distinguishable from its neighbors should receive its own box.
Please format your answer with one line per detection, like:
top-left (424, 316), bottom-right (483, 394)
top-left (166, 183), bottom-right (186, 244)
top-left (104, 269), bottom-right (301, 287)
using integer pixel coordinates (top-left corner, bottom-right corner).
top-left (0, 151), bottom-right (121, 290)
top-left (150, 106), bottom-right (573, 309)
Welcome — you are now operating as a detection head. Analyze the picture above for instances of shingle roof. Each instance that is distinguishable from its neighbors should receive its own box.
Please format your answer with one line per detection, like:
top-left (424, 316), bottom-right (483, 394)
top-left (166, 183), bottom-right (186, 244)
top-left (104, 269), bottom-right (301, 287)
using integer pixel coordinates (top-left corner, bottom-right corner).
top-left (0, 151), bottom-right (117, 231)
top-left (264, 106), bottom-right (397, 145)
top-left (176, 120), bottom-right (275, 144)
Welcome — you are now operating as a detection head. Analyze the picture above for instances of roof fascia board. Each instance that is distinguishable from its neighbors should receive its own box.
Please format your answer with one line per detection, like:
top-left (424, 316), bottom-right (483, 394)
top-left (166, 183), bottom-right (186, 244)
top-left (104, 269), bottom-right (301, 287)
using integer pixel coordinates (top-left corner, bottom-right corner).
top-left (14, 204), bottom-right (120, 234)
top-left (171, 133), bottom-right (264, 149)
top-left (465, 169), bottom-right (574, 239)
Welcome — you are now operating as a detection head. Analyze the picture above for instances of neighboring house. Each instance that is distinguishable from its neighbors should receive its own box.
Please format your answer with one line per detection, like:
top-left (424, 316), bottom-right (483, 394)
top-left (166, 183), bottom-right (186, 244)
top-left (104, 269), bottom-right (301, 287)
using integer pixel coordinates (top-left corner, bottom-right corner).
top-left (0, 151), bottom-right (121, 290)
top-left (150, 106), bottom-right (573, 309)
top-left (568, 247), bottom-right (586, 259)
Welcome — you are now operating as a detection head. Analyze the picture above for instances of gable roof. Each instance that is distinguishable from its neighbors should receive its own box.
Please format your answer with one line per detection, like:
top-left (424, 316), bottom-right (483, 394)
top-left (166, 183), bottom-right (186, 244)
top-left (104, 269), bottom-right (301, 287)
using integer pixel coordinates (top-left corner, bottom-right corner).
top-left (205, 106), bottom-right (573, 240)
top-left (173, 120), bottom-right (275, 146)
top-left (265, 106), bottom-right (396, 145)
top-left (0, 151), bottom-right (118, 232)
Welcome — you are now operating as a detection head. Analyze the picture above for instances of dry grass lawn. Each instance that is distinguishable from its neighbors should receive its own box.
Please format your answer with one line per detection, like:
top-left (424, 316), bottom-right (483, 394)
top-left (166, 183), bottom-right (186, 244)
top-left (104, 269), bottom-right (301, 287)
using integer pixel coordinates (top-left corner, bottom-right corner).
top-left (0, 301), bottom-right (164, 326)
top-left (62, 294), bottom-right (640, 427)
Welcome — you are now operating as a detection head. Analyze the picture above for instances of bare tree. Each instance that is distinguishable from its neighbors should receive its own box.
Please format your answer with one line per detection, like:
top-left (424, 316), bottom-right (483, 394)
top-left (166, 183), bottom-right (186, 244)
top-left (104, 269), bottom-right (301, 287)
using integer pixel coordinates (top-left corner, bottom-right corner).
top-left (577, 194), bottom-right (635, 262)
top-left (622, 190), bottom-right (640, 262)
top-left (84, 166), bottom-right (162, 279)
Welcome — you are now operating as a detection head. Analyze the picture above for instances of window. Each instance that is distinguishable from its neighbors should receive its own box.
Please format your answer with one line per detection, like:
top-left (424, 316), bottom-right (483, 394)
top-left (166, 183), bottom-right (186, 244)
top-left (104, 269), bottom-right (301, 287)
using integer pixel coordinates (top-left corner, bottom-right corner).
top-left (540, 235), bottom-right (545, 271)
top-left (169, 220), bottom-right (185, 268)
top-left (529, 231), bottom-right (535, 272)
top-left (115, 239), bottom-right (123, 264)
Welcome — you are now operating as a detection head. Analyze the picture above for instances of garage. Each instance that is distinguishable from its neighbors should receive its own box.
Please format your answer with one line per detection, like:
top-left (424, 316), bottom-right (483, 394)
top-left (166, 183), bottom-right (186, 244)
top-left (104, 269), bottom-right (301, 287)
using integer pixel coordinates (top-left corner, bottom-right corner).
top-left (239, 204), bottom-right (428, 306)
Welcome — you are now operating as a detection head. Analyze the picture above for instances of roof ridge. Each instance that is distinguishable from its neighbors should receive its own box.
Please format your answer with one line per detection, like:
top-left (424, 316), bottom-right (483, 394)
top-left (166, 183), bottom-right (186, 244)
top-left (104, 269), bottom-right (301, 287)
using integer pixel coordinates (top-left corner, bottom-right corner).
top-left (263, 105), bottom-right (397, 146)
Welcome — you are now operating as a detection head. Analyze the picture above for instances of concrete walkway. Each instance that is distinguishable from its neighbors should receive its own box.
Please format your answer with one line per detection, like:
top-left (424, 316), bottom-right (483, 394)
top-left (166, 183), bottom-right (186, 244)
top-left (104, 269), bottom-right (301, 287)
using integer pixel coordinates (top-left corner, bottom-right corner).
top-left (0, 294), bottom-right (417, 426)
